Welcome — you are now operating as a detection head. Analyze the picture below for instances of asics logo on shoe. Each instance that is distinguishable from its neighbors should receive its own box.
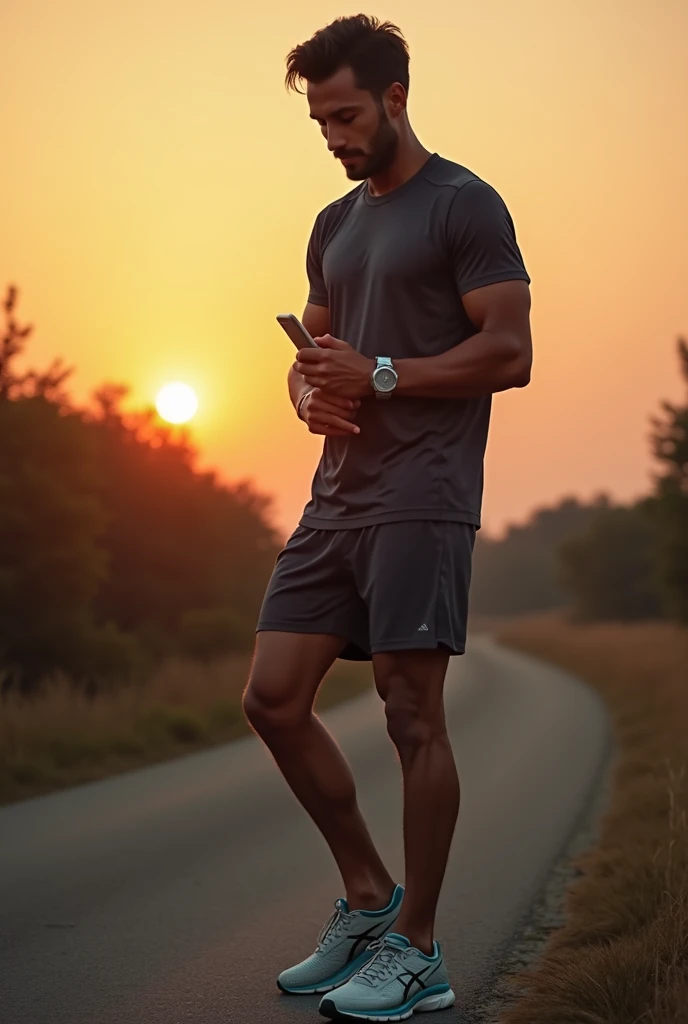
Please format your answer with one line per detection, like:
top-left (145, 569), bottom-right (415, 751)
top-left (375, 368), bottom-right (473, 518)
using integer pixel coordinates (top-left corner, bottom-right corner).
top-left (346, 923), bottom-right (392, 964)
top-left (400, 961), bottom-right (444, 1002)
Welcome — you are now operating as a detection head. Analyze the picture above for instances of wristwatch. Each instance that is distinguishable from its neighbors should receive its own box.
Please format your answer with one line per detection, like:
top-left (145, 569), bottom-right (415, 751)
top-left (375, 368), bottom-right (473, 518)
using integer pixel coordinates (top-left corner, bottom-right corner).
top-left (371, 356), bottom-right (398, 399)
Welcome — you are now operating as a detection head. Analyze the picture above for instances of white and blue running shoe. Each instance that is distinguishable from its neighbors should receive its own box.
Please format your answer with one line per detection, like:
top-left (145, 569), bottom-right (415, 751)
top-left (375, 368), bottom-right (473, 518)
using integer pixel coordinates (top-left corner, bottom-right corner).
top-left (318, 931), bottom-right (456, 1020)
top-left (277, 884), bottom-right (405, 996)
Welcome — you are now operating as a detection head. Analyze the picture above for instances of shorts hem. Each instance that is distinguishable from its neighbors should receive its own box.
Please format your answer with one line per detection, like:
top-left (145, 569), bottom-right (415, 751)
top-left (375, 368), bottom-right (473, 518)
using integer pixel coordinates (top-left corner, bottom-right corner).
top-left (370, 638), bottom-right (465, 656)
top-left (299, 511), bottom-right (481, 530)
top-left (256, 621), bottom-right (348, 638)
top-left (255, 625), bottom-right (465, 657)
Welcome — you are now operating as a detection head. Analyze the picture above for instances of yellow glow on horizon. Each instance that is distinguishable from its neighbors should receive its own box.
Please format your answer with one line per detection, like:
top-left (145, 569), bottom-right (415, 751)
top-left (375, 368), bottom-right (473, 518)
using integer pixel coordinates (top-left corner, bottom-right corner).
top-left (155, 382), bottom-right (199, 424)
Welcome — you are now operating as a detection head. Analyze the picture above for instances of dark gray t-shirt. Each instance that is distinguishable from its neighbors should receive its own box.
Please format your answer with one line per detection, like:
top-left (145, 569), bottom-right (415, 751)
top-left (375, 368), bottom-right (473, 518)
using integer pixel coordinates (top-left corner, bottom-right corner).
top-left (299, 152), bottom-right (530, 531)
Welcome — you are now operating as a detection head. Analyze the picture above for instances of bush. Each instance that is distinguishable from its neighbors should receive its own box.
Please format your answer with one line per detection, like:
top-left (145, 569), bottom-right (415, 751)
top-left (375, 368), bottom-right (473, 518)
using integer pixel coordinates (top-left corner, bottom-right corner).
top-left (138, 707), bottom-right (206, 745)
top-left (208, 700), bottom-right (244, 729)
top-left (108, 736), bottom-right (145, 758)
top-left (10, 761), bottom-right (49, 786)
top-left (178, 607), bottom-right (255, 661)
top-left (79, 620), bottom-right (146, 687)
top-left (558, 501), bottom-right (664, 622)
top-left (47, 735), bottom-right (102, 769)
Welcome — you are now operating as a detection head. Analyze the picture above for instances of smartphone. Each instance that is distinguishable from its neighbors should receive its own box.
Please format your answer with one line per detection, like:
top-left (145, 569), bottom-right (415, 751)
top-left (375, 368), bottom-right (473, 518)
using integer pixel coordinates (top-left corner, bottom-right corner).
top-left (276, 313), bottom-right (319, 350)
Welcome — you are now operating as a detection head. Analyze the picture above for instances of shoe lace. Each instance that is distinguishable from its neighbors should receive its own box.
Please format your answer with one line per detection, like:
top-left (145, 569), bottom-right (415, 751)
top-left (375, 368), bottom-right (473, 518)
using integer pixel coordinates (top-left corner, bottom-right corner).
top-left (355, 939), bottom-right (410, 986)
top-left (316, 899), bottom-right (352, 951)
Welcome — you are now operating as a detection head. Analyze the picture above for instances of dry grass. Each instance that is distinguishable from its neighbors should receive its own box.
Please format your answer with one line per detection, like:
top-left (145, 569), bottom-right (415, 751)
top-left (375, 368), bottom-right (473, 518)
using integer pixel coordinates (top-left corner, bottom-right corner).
top-left (0, 653), bottom-right (374, 806)
top-left (496, 615), bottom-right (688, 1024)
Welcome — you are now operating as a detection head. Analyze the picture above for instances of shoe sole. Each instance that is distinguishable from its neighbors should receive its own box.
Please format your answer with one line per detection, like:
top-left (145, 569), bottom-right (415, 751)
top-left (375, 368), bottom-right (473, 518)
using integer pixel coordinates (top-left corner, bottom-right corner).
top-left (319, 984), bottom-right (456, 1020)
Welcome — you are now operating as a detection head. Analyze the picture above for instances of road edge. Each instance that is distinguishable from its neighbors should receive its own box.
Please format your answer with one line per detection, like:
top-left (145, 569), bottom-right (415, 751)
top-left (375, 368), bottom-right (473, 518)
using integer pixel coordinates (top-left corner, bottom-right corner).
top-left (470, 639), bottom-right (617, 1022)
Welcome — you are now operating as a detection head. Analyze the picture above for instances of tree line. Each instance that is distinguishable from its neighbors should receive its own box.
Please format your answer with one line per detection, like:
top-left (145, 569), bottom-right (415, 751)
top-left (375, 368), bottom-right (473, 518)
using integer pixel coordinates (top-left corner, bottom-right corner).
top-left (470, 336), bottom-right (688, 624)
top-left (2, 279), bottom-right (685, 692)
top-left (0, 285), bottom-right (282, 693)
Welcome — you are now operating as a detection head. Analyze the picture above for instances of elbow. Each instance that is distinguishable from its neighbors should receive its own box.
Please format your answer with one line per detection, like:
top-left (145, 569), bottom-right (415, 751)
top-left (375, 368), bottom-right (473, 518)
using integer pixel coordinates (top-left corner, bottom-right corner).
top-left (510, 358), bottom-right (531, 389)
top-left (501, 333), bottom-right (531, 389)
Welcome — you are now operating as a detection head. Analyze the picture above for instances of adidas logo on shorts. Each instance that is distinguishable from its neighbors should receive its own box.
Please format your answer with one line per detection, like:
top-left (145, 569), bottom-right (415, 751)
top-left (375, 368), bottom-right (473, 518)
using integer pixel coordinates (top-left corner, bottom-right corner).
top-left (417, 623), bottom-right (429, 631)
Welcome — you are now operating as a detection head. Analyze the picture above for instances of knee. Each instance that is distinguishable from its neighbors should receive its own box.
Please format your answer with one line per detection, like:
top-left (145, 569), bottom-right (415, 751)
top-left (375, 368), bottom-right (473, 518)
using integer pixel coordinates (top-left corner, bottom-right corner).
top-left (382, 681), bottom-right (441, 752)
top-left (242, 673), bottom-right (310, 733)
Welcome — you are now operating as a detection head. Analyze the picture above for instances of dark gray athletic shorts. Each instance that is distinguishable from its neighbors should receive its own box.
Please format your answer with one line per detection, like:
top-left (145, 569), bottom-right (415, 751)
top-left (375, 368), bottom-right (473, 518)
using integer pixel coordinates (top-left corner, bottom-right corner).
top-left (256, 520), bottom-right (476, 661)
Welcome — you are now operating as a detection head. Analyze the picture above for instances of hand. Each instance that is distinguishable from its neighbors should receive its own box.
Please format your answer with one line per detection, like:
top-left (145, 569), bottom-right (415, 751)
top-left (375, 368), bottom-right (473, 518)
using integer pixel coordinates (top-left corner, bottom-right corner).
top-left (300, 388), bottom-right (361, 437)
top-left (295, 335), bottom-right (374, 399)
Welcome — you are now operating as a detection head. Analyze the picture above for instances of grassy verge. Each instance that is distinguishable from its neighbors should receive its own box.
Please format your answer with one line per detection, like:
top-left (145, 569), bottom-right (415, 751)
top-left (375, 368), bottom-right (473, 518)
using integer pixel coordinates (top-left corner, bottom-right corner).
top-left (0, 654), bottom-right (374, 806)
top-left (495, 615), bottom-right (688, 1024)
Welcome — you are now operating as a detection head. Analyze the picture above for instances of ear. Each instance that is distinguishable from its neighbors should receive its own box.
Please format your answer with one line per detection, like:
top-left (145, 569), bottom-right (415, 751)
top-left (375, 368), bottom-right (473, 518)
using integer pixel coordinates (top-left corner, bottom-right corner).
top-left (385, 82), bottom-right (407, 118)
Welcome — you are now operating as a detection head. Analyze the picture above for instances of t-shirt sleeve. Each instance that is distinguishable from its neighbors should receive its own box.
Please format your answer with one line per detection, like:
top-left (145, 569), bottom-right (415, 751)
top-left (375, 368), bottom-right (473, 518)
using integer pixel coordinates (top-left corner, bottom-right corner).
top-left (306, 211), bottom-right (329, 308)
top-left (447, 179), bottom-right (531, 297)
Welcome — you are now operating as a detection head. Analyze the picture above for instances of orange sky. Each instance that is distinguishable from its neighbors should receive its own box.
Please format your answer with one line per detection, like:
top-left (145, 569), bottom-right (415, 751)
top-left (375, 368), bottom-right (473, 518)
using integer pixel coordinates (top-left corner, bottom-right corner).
top-left (2, 1), bottom-right (687, 541)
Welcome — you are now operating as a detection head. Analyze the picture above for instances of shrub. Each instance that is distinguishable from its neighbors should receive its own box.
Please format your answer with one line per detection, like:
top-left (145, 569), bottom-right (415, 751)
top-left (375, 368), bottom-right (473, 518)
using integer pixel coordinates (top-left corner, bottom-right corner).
top-left (178, 607), bottom-right (255, 661)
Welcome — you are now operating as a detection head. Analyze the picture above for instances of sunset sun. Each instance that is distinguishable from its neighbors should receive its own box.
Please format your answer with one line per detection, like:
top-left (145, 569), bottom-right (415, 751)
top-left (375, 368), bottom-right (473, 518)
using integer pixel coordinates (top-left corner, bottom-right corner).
top-left (155, 382), bottom-right (198, 424)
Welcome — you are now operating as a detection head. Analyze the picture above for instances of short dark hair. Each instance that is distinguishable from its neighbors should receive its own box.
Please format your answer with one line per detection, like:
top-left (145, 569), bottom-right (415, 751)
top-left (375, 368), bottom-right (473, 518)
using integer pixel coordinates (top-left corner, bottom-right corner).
top-left (285, 14), bottom-right (410, 98)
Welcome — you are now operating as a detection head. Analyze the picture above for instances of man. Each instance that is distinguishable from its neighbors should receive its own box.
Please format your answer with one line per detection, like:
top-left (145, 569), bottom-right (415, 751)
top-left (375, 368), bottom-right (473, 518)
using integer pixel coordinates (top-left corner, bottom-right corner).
top-left (242, 13), bottom-right (532, 1021)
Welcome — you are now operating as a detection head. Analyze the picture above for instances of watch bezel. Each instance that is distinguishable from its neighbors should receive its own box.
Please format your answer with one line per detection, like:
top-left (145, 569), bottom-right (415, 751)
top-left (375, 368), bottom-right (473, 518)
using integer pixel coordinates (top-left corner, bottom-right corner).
top-left (372, 358), bottom-right (398, 394)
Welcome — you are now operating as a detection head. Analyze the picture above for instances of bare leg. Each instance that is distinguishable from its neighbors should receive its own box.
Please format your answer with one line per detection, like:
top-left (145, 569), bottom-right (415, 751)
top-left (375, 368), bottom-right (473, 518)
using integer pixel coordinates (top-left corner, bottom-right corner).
top-left (373, 649), bottom-right (460, 956)
top-left (243, 631), bottom-right (396, 910)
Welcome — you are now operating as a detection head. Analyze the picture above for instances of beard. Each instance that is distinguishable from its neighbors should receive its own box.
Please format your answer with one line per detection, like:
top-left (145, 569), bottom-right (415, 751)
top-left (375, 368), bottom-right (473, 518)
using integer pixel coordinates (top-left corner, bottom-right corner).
top-left (344, 107), bottom-right (399, 181)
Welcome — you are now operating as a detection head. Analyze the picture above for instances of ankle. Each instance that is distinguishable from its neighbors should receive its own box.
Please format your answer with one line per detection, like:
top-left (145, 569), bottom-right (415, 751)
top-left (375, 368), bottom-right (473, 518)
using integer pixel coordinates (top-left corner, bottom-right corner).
top-left (393, 916), bottom-right (435, 957)
top-left (397, 933), bottom-right (435, 958)
top-left (346, 879), bottom-right (397, 912)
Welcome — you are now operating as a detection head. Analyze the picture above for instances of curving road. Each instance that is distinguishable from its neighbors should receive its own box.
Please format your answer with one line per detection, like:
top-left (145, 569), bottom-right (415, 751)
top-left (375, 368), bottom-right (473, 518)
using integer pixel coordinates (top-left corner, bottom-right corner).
top-left (0, 635), bottom-right (610, 1023)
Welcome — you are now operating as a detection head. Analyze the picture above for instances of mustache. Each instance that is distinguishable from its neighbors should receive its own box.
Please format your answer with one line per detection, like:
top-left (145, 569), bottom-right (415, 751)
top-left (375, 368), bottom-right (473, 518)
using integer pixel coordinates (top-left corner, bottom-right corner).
top-left (333, 151), bottom-right (363, 160)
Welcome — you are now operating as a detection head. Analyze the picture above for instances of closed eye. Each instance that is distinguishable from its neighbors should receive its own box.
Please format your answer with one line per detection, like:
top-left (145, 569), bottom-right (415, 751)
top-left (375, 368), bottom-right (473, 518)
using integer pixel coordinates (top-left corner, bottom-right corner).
top-left (313, 113), bottom-right (357, 127)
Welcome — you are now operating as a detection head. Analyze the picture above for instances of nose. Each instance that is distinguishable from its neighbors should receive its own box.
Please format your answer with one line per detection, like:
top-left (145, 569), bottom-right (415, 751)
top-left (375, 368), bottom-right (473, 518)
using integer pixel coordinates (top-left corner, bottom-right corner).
top-left (327, 130), bottom-right (347, 154)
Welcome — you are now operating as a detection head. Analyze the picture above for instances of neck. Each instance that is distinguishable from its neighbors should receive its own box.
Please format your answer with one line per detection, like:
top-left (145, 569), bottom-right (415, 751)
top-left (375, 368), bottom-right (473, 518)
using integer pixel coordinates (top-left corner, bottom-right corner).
top-left (367, 134), bottom-right (433, 197)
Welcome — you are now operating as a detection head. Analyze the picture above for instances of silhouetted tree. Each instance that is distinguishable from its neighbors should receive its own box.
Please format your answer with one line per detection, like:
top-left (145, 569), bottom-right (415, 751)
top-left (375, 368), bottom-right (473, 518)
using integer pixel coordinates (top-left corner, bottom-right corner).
top-left (1, 284), bottom-right (73, 406)
top-left (558, 499), bottom-right (664, 621)
top-left (0, 284), bottom-right (281, 688)
top-left (470, 495), bottom-right (612, 615)
top-left (0, 394), bottom-right (119, 690)
top-left (649, 337), bottom-right (688, 622)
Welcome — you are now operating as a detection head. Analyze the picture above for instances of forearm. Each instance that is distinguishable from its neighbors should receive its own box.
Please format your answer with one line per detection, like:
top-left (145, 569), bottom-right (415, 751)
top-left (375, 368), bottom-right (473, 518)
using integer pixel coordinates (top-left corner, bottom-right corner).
top-left (288, 364), bottom-right (312, 414)
top-left (394, 330), bottom-right (531, 399)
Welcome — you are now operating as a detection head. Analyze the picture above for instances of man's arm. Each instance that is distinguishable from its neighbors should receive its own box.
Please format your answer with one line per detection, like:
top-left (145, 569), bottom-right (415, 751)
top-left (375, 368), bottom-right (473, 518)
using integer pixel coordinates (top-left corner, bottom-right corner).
top-left (287, 302), bottom-right (331, 414)
top-left (394, 279), bottom-right (532, 399)
top-left (295, 280), bottom-right (532, 401)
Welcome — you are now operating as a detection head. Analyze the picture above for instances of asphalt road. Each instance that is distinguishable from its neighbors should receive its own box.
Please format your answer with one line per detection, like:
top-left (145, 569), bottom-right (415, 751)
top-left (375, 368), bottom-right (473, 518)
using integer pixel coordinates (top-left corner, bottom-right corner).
top-left (0, 635), bottom-right (610, 1024)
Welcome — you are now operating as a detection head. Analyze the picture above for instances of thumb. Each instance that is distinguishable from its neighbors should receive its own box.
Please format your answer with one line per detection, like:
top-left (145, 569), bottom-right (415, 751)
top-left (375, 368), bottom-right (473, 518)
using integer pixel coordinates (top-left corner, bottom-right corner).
top-left (314, 334), bottom-right (348, 349)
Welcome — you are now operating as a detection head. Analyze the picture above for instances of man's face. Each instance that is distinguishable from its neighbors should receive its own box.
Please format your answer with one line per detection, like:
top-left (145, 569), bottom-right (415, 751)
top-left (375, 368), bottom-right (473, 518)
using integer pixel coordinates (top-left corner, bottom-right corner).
top-left (307, 65), bottom-right (400, 181)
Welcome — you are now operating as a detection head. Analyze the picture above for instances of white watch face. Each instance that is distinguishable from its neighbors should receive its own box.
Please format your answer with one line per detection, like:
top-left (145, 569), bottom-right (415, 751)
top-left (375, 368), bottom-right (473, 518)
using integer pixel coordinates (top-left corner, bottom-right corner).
top-left (375, 368), bottom-right (397, 392)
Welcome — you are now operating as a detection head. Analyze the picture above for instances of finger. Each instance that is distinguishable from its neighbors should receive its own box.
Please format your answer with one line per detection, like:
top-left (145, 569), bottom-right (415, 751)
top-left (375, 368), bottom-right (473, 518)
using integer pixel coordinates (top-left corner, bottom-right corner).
top-left (309, 397), bottom-right (358, 417)
top-left (310, 427), bottom-right (355, 437)
top-left (310, 413), bottom-right (359, 432)
top-left (295, 349), bottom-right (323, 365)
top-left (310, 413), bottom-right (360, 434)
top-left (310, 402), bottom-right (355, 421)
top-left (304, 376), bottom-right (331, 391)
top-left (315, 404), bottom-right (357, 420)
top-left (311, 425), bottom-right (359, 437)
top-left (311, 392), bottom-right (358, 413)
top-left (322, 392), bottom-right (360, 410)
top-left (312, 335), bottom-right (348, 350)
